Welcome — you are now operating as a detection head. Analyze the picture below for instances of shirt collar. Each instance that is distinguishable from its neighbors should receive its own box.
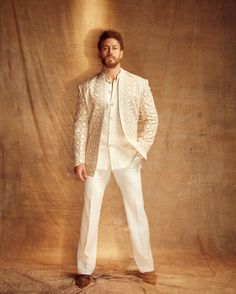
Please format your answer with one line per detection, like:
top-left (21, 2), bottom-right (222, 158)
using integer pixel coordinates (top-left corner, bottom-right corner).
top-left (102, 68), bottom-right (123, 82)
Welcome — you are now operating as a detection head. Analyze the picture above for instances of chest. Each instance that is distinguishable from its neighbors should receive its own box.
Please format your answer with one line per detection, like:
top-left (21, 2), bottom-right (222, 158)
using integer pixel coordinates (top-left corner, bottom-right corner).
top-left (88, 79), bottom-right (141, 111)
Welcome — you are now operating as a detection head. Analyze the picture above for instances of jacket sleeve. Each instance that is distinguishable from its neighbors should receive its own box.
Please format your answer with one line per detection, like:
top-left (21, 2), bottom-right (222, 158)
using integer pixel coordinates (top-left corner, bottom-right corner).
top-left (137, 79), bottom-right (158, 158)
top-left (73, 84), bottom-right (88, 166)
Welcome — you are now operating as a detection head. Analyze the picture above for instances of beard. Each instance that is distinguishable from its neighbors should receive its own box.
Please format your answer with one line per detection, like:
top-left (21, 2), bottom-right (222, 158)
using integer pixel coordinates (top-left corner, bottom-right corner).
top-left (101, 55), bottom-right (122, 68)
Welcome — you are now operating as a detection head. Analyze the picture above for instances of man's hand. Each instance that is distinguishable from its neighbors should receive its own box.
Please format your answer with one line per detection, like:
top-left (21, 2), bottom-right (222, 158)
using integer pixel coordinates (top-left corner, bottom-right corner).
top-left (74, 164), bottom-right (88, 181)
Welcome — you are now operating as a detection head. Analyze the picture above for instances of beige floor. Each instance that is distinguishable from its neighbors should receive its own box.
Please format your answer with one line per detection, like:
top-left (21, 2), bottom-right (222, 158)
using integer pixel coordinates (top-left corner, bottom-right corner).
top-left (1, 1), bottom-right (236, 293)
top-left (0, 251), bottom-right (235, 294)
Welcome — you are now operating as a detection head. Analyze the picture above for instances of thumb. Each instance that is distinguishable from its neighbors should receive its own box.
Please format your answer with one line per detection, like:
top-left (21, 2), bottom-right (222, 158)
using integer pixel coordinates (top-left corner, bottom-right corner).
top-left (83, 166), bottom-right (88, 179)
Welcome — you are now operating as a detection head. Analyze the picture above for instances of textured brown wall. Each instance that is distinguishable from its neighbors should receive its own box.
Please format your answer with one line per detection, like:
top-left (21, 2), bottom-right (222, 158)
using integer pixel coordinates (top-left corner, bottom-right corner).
top-left (1, 0), bottom-right (236, 266)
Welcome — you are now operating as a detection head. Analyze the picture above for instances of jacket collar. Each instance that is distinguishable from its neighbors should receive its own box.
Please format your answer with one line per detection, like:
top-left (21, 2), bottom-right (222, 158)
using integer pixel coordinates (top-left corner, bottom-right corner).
top-left (99, 67), bottom-right (125, 82)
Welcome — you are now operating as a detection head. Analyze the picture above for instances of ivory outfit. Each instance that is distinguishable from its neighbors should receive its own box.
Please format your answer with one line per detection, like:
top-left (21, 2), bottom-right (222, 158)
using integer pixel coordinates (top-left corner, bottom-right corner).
top-left (74, 68), bottom-right (158, 175)
top-left (73, 68), bottom-right (158, 274)
top-left (96, 71), bottom-right (138, 170)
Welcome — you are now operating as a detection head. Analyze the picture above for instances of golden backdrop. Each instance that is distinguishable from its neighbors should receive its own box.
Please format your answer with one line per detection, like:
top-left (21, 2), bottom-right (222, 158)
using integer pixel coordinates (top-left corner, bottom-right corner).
top-left (1, 0), bottom-right (236, 269)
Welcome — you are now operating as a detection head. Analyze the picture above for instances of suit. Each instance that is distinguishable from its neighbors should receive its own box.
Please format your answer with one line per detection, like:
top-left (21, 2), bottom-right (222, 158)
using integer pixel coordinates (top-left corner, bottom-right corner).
top-left (73, 68), bottom-right (158, 175)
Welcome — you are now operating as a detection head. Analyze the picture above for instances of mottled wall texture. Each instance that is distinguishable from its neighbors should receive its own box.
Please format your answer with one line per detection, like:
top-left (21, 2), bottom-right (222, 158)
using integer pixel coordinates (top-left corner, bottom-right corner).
top-left (1, 0), bottom-right (236, 267)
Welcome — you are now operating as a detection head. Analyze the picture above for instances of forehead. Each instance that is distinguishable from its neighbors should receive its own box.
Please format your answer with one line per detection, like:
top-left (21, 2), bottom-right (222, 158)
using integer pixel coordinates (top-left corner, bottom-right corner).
top-left (101, 38), bottom-right (120, 47)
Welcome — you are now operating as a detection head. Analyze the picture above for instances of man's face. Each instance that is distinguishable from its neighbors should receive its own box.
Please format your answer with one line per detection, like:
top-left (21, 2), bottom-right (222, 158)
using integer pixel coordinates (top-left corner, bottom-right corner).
top-left (99, 38), bottom-right (123, 68)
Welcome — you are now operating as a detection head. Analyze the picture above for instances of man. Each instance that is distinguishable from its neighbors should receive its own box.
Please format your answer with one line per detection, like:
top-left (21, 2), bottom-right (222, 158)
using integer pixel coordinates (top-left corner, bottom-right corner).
top-left (73, 30), bottom-right (158, 288)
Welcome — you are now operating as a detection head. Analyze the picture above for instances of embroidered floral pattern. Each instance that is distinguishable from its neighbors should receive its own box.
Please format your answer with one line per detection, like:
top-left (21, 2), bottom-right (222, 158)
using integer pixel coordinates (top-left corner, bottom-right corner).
top-left (73, 69), bottom-right (158, 175)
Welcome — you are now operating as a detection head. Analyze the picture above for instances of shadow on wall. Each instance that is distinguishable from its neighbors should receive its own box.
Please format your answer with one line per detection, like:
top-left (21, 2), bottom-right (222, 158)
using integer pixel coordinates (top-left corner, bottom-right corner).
top-left (67, 27), bottom-right (126, 93)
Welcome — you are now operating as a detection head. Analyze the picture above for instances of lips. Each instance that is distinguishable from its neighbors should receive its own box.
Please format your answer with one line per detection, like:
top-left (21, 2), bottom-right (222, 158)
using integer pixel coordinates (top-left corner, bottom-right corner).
top-left (106, 56), bottom-right (114, 61)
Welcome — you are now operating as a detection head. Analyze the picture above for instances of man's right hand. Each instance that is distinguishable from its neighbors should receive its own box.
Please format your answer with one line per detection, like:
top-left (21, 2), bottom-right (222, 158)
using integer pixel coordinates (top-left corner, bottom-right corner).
top-left (74, 164), bottom-right (88, 181)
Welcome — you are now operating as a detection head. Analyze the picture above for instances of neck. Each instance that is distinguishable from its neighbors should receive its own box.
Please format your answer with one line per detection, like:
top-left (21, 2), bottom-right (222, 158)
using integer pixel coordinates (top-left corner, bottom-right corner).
top-left (103, 65), bottom-right (121, 81)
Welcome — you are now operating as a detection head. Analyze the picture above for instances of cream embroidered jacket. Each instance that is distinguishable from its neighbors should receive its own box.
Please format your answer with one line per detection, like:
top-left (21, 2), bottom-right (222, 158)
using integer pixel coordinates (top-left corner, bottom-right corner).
top-left (73, 68), bottom-right (158, 176)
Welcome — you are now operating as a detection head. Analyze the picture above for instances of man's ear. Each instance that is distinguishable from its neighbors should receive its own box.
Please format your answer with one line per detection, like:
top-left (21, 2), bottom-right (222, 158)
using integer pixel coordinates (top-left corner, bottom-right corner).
top-left (120, 50), bottom-right (124, 59)
top-left (97, 51), bottom-right (101, 59)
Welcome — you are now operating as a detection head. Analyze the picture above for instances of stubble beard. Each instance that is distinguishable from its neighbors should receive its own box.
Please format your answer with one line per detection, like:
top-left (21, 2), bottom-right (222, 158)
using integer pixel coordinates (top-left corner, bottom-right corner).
top-left (101, 55), bottom-right (122, 68)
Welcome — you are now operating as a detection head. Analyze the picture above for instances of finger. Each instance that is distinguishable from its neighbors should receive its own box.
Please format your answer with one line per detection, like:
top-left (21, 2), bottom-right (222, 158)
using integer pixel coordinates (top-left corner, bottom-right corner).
top-left (79, 168), bottom-right (86, 181)
top-left (74, 167), bottom-right (80, 180)
top-left (82, 168), bottom-right (88, 181)
top-left (84, 168), bottom-right (88, 180)
top-left (75, 170), bottom-right (81, 181)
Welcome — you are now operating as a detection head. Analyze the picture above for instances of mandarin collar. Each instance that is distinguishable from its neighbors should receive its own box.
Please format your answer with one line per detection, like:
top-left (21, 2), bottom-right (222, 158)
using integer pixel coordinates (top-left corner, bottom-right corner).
top-left (102, 68), bottom-right (124, 82)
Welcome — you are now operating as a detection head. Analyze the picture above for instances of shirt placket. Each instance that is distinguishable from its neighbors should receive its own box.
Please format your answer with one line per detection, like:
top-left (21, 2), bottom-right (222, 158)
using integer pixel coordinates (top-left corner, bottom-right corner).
top-left (107, 79), bottom-right (117, 168)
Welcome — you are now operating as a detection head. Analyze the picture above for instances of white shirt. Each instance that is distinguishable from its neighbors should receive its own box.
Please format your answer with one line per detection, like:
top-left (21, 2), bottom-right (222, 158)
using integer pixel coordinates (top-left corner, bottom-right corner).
top-left (96, 70), bottom-right (139, 170)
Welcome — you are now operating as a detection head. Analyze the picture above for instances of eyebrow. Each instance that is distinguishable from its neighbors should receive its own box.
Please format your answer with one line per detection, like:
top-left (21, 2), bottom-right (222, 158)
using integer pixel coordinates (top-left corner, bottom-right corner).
top-left (103, 44), bottom-right (119, 47)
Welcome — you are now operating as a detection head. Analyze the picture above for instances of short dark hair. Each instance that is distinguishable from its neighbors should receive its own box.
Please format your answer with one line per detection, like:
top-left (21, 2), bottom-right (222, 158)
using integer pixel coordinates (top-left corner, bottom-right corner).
top-left (97, 30), bottom-right (124, 51)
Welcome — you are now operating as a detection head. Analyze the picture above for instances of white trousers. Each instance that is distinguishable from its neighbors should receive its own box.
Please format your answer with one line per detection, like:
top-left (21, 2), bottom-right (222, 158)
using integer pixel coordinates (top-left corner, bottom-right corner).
top-left (77, 165), bottom-right (154, 274)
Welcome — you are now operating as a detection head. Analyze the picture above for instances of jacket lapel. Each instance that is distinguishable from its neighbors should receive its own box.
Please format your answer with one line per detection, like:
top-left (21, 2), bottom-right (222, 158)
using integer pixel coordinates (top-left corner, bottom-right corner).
top-left (118, 68), bottom-right (125, 124)
top-left (91, 72), bottom-right (106, 109)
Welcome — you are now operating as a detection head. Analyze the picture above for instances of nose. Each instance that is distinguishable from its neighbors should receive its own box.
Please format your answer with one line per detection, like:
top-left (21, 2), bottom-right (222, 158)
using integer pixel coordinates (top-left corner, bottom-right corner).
top-left (107, 46), bottom-right (114, 55)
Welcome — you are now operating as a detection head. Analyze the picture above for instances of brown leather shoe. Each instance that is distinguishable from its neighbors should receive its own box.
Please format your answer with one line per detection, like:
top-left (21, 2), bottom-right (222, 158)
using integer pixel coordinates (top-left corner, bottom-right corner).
top-left (74, 274), bottom-right (91, 288)
top-left (138, 271), bottom-right (157, 285)
top-left (126, 270), bottom-right (157, 285)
